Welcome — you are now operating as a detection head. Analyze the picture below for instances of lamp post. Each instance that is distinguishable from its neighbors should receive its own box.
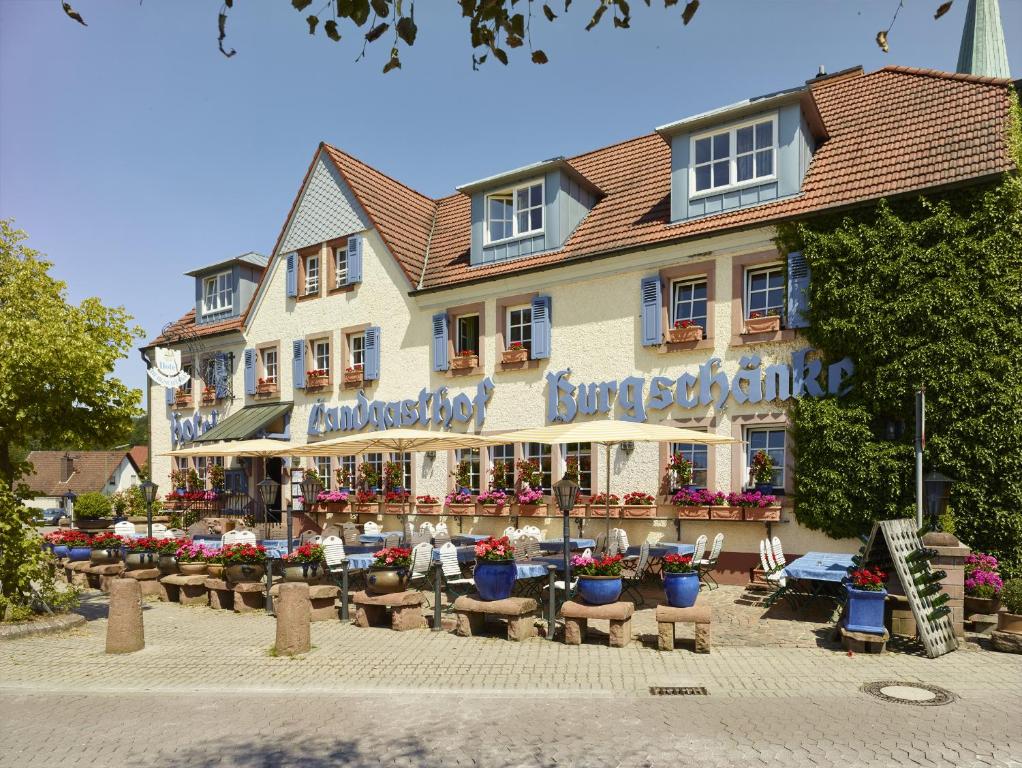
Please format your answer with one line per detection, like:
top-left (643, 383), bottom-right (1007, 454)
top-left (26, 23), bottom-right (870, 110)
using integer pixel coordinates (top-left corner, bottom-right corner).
top-left (923, 471), bottom-right (954, 533)
top-left (257, 477), bottom-right (280, 540)
top-left (140, 480), bottom-right (159, 538)
top-left (298, 474), bottom-right (323, 556)
top-left (553, 475), bottom-right (580, 604)
top-left (62, 491), bottom-right (76, 527)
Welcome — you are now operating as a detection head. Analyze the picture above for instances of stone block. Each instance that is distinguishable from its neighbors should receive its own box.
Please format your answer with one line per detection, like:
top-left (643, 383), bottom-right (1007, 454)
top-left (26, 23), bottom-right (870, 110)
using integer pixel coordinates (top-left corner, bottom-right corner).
top-left (559, 601), bottom-right (634, 648)
top-left (351, 590), bottom-right (424, 631)
top-left (158, 574), bottom-right (208, 606)
top-left (563, 617), bottom-right (586, 645)
top-left (274, 583), bottom-right (311, 656)
top-left (270, 584), bottom-right (339, 621)
top-left (205, 579), bottom-right (234, 611)
top-left (106, 579), bottom-right (144, 654)
top-left (233, 581), bottom-right (268, 613)
top-left (86, 563), bottom-right (125, 591)
top-left (64, 563), bottom-right (90, 588)
top-left (841, 627), bottom-right (889, 654)
top-left (990, 630), bottom-right (1022, 654)
top-left (654, 603), bottom-right (712, 653)
top-left (451, 595), bottom-right (538, 642)
top-left (560, 601), bottom-right (634, 621)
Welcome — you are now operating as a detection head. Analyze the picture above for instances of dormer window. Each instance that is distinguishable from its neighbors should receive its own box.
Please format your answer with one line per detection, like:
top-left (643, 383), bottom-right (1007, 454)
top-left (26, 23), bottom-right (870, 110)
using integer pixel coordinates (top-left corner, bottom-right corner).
top-left (202, 271), bottom-right (233, 315)
top-left (691, 116), bottom-right (776, 197)
top-left (485, 181), bottom-right (544, 244)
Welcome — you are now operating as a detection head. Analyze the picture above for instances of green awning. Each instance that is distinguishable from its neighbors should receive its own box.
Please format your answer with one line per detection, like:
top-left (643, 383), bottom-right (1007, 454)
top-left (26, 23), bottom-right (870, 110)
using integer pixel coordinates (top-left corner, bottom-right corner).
top-left (193, 402), bottom-right (292, 443)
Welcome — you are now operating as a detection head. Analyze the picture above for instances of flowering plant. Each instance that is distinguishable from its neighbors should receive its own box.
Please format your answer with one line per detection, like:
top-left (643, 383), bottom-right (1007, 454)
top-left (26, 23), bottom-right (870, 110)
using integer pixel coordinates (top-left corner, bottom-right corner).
top-left (667, 453), bottom-right (693, 486)
top-left (371, 546), bottom-right (411, 568)
top-left (56, 530), bottom-right (91, 547)
top-left (43, 530), bottom-right (66, 545)
top-left (474, 536), bottom-right (515, 562)
top-left (126, 536), bottom-right (164, 553)
top-left (572, 553), bottom-right (624, 577)
top-left (459, 348), bottom-right (475, 357)
top-left (357, 462), bottom-right (380, 490)
top-left (750, 450), bottom-right (775, 485)
top-left (316, 489), bottom-right (349, 503)
top-left (490, 460), bottom-right (514, 489)
top-left (662, 553), bottom-right (696, 573)
top-left (90, 533), bottom-right (124, 550)
top-left (306, 368), bottom-right (329, 378)
top-left (445, 490), bottom-right (474, 505)
top-left (515, 459), bottom-right (543, 489)
top-left (508, 341), bottom-right (525, 351)
top-left (623, 491), bottom-right (655, 506)
top-left (383, 461), bottom-right (403, 490)
top-left (478, 489), bottom-right (508, 507)
top-left (165, 490), bottom-right (220, 502)
top-left (588, 492), bottom-right (620, 505)
top-left (563, 456), bottom-right (579, 483)
top-left (257, 376), bottom-right (277, 385)
top-left (673, 319), bottom-right (696, 329)
top-left (345, 364), bottom-right (364, 373)
top-left (176, 542), bottom-right (216, 563)
top-left (515, 487), bottom-right (544, 505)
top-left (219, 543), bottom-right (268, 565)
top-left (416, 494), bottom-right (439, 504)
top-left (671, 488), bottom-right (727, 506)
top-left (354, 489), bottom-right (378, 504)
top-left (157, 537), bottom-right (188, 555)
top-left (848, 566), bottom-right (886, 592)
top-left (335, 465), bottom-right (352, 488)
top-left (726, 490), bottom-right (777, 508)
top-left (385, 489), bottom-right (410, 503)
top-left (965, 553), bottom-right (1003, 598)
top-left (749, 311), bottom-right (764, 319)
top-left (284, 543), bottom-right (324, 565)
top-left (207, 463), bottom-right (226, 490)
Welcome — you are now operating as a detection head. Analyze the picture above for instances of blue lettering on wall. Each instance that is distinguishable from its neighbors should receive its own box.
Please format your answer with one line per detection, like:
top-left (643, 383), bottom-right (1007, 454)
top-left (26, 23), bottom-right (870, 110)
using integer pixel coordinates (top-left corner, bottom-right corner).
top-left (170, 410), bottom-right (219, 448)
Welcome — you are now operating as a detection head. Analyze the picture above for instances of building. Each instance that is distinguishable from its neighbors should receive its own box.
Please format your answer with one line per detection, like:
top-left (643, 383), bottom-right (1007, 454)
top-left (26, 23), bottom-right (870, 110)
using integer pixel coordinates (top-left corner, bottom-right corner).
top-left (144, 65), bottom-right (1017, 580)
top-left (23, 450), bottom-right (144, 511)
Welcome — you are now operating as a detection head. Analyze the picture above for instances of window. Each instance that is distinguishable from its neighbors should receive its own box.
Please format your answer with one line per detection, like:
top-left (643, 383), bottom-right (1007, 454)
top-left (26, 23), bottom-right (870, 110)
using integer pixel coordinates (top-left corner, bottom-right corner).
top-left (456, 314), bottom-right (480, 355)
top-left (195, 456), bottom-right (207, 484)
top-left (671, 278), bottom-right (708, 332)
top-left (747, 428), bottom-right (785, 489)
top-left (506, 305), bottom-right (532, 355)
top-left (314, 457), bottom-right (332, 491)
top-left (454, 448), bottom-right (480, 494)
top-left (334, 247), bottom-right (347, 287)
top-left (179, 363), bottom-right (193, 395)
top-left (338, 456), bottom-right (356, 489)
top-left (485, 181), bottom-right (544, 243)
top-left (261, 348), bottom-right (278, 384)
top-left (669, 441), bottom-right (708, 489)
top-left (489, 444), bottom-right (515, 490)
top-left (524, 443), bottom-right (552, 494)
top-left (304, 254), bottom-right (319, 295)
top-left (692, 117), bottom-right (776, 195)
top-left (364, 453), bottom-right (384, 490)
top-left (745, 265), bottom-right (785, 318)
top-left (313, 339), bottom-right (330, 373)
top-left (348, 333), bottom-right (365, 368)
top-left (562, 443), bottom-right (592, 495)
top-left (392, 452), bottom-right (412, 491)
top-left (202, 271), bottom-right (233, 315)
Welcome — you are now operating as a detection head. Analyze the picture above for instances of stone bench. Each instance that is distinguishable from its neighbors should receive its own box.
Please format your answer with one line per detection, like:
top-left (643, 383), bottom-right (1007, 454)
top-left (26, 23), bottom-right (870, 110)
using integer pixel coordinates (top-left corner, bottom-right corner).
top-left (204, 579), bottom-right (235, 611)
top-left (87, 563), bottom-right (125, 592)
top-left (232, 581), bottom-right (270, 613)
top-left (271, 583), bottom-right (339, 622)
top-left (452, 595), bottom-right (538, 641)
top-left (123, 568), bottom-right (162, 599)
top-left (840, 627), bottom-right (888, 654)
top-left (560, 601), bottom-right (634, 647)
top-left (64, 562), bottom-right (92, 589)
top-left (158, 574), bottom-right (209, 606)
top-left (352, 590), bottom-right (425, 631)
top-left (655, 603), bottom-right (711, 653)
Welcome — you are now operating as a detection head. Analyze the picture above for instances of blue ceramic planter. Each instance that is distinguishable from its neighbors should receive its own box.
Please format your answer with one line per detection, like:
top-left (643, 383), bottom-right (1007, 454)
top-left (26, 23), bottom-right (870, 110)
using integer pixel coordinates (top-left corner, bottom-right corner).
top-left (577, 576), bottom-right (623, 605)
top-left (845, 585), bottom-right (887, 634)
top-left (68, 546), bottom-right (91, 562)
top-left (475, 560), bottom-right (516, 601)
top-left (663, 571), bottom-right (700, 608)
top-left (52, 545), bottom-right (70, 559)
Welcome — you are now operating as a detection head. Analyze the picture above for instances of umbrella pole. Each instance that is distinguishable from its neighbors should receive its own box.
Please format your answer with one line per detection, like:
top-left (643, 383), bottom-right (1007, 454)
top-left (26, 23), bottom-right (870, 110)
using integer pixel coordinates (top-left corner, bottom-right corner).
top-left (605, 443), bottom-right (612, 546)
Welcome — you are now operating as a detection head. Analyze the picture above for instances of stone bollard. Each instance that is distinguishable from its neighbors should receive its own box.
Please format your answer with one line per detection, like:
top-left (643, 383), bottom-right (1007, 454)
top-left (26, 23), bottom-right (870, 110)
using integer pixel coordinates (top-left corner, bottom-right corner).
top-left (106, 578), bottom-right (144, 654)
top-left (274, 582), bottom-right (311, 656)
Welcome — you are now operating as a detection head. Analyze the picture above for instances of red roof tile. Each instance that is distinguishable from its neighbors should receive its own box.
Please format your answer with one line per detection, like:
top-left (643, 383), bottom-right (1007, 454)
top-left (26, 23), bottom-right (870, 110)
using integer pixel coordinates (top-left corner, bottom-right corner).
top-left (146, 309), bottom-right (245, 348)
top-left (24, 451), bottom-right (133, 497)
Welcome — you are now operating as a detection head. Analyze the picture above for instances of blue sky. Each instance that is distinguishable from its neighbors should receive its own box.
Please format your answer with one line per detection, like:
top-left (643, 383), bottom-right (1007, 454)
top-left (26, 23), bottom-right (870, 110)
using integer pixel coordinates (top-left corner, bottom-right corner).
top-left (1, 0), bottom-right (1018, 393)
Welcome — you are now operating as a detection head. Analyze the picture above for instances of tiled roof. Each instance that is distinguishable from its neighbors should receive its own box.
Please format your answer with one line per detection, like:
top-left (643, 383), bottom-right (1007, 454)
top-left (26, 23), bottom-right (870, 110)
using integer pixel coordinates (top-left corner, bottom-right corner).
top-left (128, 445), bottom-right (149, 470)
top-left (146, 309), bottom-right (245, 348)
top-left (24, 451), bottom-right (133, 497)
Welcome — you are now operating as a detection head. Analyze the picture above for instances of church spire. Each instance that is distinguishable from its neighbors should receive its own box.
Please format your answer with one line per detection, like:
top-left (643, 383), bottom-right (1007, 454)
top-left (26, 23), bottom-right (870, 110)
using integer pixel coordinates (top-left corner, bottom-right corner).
top-left (956, 0), bottom-right (1010, 78)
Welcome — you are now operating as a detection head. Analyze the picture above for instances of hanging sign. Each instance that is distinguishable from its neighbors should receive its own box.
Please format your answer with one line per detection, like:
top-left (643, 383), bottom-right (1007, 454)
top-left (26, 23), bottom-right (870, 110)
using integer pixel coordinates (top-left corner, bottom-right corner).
top-left (147, 347), bottom-right (191, 388)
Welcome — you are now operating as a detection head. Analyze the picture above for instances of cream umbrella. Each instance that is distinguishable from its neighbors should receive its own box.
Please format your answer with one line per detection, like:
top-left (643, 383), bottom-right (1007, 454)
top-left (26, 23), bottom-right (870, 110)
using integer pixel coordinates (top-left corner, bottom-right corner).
top-left (165, 438), bottom-right (298, 458)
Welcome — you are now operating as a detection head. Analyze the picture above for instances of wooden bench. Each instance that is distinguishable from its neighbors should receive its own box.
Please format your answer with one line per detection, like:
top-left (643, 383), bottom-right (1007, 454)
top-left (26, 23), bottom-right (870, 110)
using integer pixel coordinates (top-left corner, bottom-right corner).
top-left (655, 603), bottom-right (711, 653)
top-left (122, 568), bottom-right (162, 599)
top-left (158, 574), bottom-right (209, 606)
top-left (352, 590), bottom-right (425, 631)
top-left (86, 563), bottom-right (125, 592)
top-left (560, 601), bottom-right (634, 647)
top-left (452, 595), bottom-right (537, 641)
top-left (271, 583), bottom-right (339, 621)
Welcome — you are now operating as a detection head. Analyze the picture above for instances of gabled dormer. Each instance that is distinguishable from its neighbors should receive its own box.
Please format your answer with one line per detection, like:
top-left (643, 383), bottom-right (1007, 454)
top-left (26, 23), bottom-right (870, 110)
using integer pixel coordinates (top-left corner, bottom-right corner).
top-left (458, 158), bottom-right (602, 267)
top-left (657, 84), bottom-right (825, 222)
top-left (186, 252), bottom-right (267, 326)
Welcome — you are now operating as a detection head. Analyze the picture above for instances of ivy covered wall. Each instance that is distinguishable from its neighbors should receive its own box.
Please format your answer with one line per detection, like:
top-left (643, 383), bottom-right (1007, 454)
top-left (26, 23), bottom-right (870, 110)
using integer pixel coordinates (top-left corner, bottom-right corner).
top-left (777, 122), bottom-right (1022, 577)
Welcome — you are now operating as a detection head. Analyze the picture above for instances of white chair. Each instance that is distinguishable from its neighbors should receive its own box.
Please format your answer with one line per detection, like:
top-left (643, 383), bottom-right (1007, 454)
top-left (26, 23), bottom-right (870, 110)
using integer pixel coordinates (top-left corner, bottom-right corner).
top-left (408, 542), bottom-right (435, 602)
top-left (545, 547), bottom-right (591, 602)
top-left (606, 529), bottom-right (621, 557)
top-left (151, 523), bottom-right (168, 537)
top-left (622, 540), bottom-right (651, 606)
top-left (323, 535), bottom-right (365, 591)
top-left (697, 533), bottom-right (725, 590)
top-left (691, 534), bottom-right (707, 566)
top-left (221, 530), bottom-right (242, 546)
top-left (522, 525), bottom-right (542, 539)
top-left (503, 526), bottom-right (518, 541)
top-left (760, 537), bottom-right (794, 608)
top-left (434, 522), bottom-right (449, 536)
top-left (364, 521), bottom-right (382, 535)
top-left (236, 530), bottom-right (257, 545)
top-left (645, 531), bottom-right (664, 546)
top-left (439, 542), bottom-right (474, 603)
top-left (419, 521), bottom-right (435, 535)
top-left (321, 524), bottom-right (341, 540)
top-left (114, 520), bottom-right (136, 537)
top-left (616, 528), bottom-right (630, 555)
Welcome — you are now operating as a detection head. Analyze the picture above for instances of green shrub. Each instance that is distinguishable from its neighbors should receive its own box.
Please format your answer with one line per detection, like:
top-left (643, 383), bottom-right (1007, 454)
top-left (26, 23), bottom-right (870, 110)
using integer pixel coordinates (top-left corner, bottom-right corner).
top-left (73, 491), bottom-right (112, 520)
top-left (1002, 579), bottom-right (1022, 615)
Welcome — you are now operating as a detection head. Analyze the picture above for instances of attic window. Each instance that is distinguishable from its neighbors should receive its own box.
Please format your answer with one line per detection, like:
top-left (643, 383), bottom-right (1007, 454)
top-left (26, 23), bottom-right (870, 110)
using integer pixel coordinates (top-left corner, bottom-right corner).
top-left (485, 180), bottom-right (544, 244)
top-left (690, 115), bottom-right (776, 197)
top-left (202, 271), bottom-right (233, 315)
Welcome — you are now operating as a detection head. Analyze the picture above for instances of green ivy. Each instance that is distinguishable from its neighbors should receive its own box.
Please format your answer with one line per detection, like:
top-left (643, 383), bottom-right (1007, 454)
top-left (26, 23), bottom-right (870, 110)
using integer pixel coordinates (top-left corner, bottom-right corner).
top-left (778, 151), bottom-right (1022, 577)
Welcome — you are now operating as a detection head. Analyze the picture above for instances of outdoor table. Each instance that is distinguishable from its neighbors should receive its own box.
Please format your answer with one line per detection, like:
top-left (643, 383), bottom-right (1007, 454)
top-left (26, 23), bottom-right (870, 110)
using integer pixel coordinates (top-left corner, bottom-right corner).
top-left (358, 531), bottom-right (403, 545)
top-left (258, 539), bottom-right (294, 559)
top-left (514, 562), bottom-right (550, 580)
top-left (343, 553), bottom-right (375, 570)
top-left (539, 538), bottom-right (596, 552)
top-left (451, 534), bottom-right (489, 546)
top-left (628, 542), bottom-right (695, 558)
top-left (344, 544), bottom-right (377, 555)
top-left (191, 534), bottom-right (220, 545)
top-left (782, 551), bottom-right (855, 617)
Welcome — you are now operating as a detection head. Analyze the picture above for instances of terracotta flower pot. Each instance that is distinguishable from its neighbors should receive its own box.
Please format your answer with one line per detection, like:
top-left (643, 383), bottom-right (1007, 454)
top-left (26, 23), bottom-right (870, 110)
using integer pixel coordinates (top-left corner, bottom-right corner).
top-left (178, 562), bottom-right (208, 576)
top-left (207, 563), bottom-right (225, 579)
top-left (384, 504), bottom-right (408, 515)
top-left (667, 325), bottom-right (703, 343)
top-left (343, 370), bottom-right (364, 388)
top-left (996, 610), bottom-right (1022, 634)
top-left (446, 503), bottom-right (476, 516)
top-left (451, 354), bottom-right (478, 370)
top-left (744, 315), bottom-right (781, 334)
top-left (353, 503), bottom-right (379, 516)
top-left (306, 374), bottom-right (330, 389)
top-left (477, 504), bottom-right (506, 517)
top-left (964, 595), bottom-right (1001, 617)
top-left (568, 505), bottom-right (587, 518)
top-left (710, 506), bottom-right (742, 520)
top-left (589, 506), bottom-right (620, 518)
top-left (621, 505), bottom-right (657, 518)
top-left (415, 504), bottom-right (441, 516)
top-left (501, 348), bottom-right (528, 364)
top-left (515, 504), bottom-right (548, 517)
top-left (675, 506), bottom-right (709, 520)
top-left (743, 506), bottom-right (781, 522)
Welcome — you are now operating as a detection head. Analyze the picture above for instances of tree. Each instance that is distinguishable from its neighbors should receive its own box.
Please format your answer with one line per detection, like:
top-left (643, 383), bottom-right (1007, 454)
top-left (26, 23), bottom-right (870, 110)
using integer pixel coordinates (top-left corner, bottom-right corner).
top-left (59, 0), bottom-right (959, 73)
top-left (0, 220), bottom-right (143, 489)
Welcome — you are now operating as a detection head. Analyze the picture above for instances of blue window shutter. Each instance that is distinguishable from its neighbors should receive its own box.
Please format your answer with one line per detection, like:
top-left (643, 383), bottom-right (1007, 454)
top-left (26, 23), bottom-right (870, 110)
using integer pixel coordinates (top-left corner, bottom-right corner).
top-left (364, 326), bottom-right (381, 380)
top-left (292, 339), bottom-right (306, 389)
top-left (530, 295), bottom-right (551, 359)
top-left (213, 352), bottom-right (229, 399)
top-left (244, 348), bottom-right (256, 395)
top-left (640, 276), bottom-right (663, 346)
top-left (285, 253), bottom-right (297, 298)
top-left (346, 235), bottom-right (363, 285)
top-left (432, 312), bottom-right (449, 372)
top-left (165, 387), bottom-right (175, 406)
top-left (786, 251), bottom-right (811, 329)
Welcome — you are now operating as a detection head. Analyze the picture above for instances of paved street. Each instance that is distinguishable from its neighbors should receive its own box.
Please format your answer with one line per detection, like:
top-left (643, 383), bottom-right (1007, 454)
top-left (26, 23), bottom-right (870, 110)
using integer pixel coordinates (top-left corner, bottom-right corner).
top-left (1, 594), bottom-right (1020, 767)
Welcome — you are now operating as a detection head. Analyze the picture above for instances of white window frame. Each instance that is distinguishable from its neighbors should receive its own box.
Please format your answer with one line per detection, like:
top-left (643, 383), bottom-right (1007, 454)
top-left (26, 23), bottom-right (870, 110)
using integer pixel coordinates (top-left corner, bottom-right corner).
top-left (312, 338), bottom-right (330, 373)
top-left (338, 456), bottom-right (356, 488)
top-left (349, 332), bottom-right (366, 368)
top-left (562, 443), bottom-right (593, 496)
top-left (670, 276), bottom-right (709, 330)
top-left (261, 348), bottom-right (278, 384)
top-left (688, 114), bottom-right (778, 199)
top-left (304, 254), bottom-right (320, 295)
top-left (744, 264), bottom-right (785, 319)
top-left (669, 438), bottom-right (709, 489)
top-left (506, 304), bottom-right (532, 355)
top-left (179, 363), bottom-right (193, 395)
top-left (454, 448), bottom-right (480, 494)
top-left (455, 313), bottom-right (480, 355)
top-left (489, 444), bottom-right (515, 490)
top-left (201, 271), bottom-right (233, 315)
top-left (392, 452), bottom-right (412, 491)
top-left (484, 179), bottom-right (545, 245)
top-left (314, 456), bottom-right (332, 491)
top-left (334, 247), bottom-right (347, 288)
top-left (524, 442), bottom-right (552, 494)
top-left (745, 427), bottom-right (786, 490)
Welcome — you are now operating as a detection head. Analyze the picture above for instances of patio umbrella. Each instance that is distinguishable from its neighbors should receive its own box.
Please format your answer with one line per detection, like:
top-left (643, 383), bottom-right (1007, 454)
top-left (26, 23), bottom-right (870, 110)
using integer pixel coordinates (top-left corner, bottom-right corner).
top-left (165, 438), bottom-right (298, 458)
top-left (497, 420), bottom-right (739, 543)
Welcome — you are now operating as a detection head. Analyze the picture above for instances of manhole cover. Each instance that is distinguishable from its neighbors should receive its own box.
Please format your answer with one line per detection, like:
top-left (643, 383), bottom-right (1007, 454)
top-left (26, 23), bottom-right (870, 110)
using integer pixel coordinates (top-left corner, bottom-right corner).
top-left (861, 681), bottom-right (955, 706)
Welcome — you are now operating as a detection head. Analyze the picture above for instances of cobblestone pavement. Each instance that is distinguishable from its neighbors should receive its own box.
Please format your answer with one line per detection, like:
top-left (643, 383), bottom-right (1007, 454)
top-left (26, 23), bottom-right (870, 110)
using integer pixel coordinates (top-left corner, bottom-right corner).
top-left (1, 592), bottom-right (1020, 767)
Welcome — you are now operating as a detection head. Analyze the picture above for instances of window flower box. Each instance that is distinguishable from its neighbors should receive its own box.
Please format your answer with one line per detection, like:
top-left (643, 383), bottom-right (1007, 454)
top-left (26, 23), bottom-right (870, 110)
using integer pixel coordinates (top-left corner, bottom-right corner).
top-left (306, 369), bottom-right (330, 389)
top-left (174, 390), bottom-right (192, 407)
top-left (451, 352), bottom-right (478, 370)
top-left (501, 347), bottom-right (528, 364)
top-left (352, 502), bottom-right (379, 516)
top-left (622, 505), bottom-right (658, 519)
top-left (667, 321), bottom-right (703, 343)
top-left (675, 506), bottom-right (710, 520)
top-left (200, 387), bottom-right (217, 406)
top-left (744, 312), bottom-right (781, 334)
top-left (343, 366), bottom-right (364, 388)
top-left (710, 505), bottom-right (743, 520)
top-left (588, 505), bottom-right (620, 518)
top-left (446, 503), bottom-right (477, 516)
top-left (315, 501), bottom-right (348, 514)
top-left (414, 503), bottom-right (441, 516)
top-left (569, 505), bottom-right (587, 518)
top-left (743, 505), bottom-right (781, 522)
top-left (514, 504), bottom-right (548, 518)
top-left (256, 379), bottom-right (278, 396)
